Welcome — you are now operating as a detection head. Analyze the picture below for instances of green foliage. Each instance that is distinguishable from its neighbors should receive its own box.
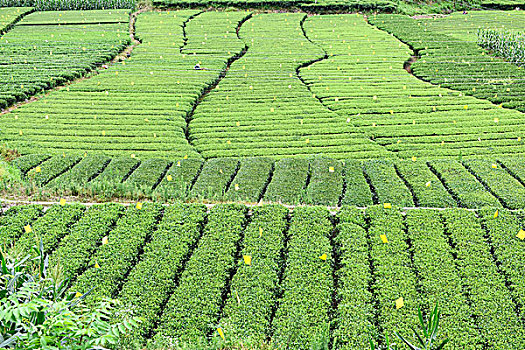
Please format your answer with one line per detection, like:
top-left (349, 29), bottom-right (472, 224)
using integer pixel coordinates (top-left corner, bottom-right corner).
top-left (395, 305), bottom-right (450, 350)
top-left (0, 237), bottom-right (141, 349)
top-left (478, 28), bottom-right (525, 66)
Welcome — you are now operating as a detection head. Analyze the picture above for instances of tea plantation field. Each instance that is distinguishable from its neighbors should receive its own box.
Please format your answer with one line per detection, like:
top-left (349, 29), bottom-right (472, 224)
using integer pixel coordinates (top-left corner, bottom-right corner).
top-left (2, 202), bottom-right (525, 348)
top-left (1, 4), bottom-right (525, 349)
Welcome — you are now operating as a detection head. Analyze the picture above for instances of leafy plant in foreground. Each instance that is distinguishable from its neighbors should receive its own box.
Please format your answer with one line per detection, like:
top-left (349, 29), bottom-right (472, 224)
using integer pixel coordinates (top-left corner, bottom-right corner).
top-left (0, 239), bottom-right (141, 349)
top-left (395, 305), bottom-right (449, 350)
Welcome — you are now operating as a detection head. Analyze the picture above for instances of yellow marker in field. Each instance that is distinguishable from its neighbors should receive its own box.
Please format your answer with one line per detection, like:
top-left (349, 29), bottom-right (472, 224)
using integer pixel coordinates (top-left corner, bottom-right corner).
top-left (136, 202), bottom-right (143, 210)
top-left (494, 118), bottom-right (499, 123)
top-left (411, 156), bottom-right (417, 162)
top-left (35, 166), bottom-right (41, 173)
top-left (425, 181), bottom-right (431, 188)
top-left (384, 203), bottom-right (392, 209)
top-left (217, 328), bottom-right (225, 341)
top-left (183, 155), bottom-right (188, 159)
top-left (243, 255), bottom-right (251, 265)
top-left (259, 227), bottom-right (263, 237)
top-left (319, 253), bottom-right (327, 261)
top-left (329, 167), bottom-right (335, 173)
top-left (234, 184), bottom-right (240, 191)
top-left (380, 234), bottom-right (388, 243)
top-left (75, 292), bottom-right (82, 298)
top-left (24, 225), bottom-right (32, 233)
top-left (131, 154), bottom-right (135, 158)
top-left (177, 161), bottom-right (181, 167)
top-left (102, 236), bottom-right (109, 245)
top-left (167, 175), bottom-right (173, 182)
top-left (305, 139), bottom-right (310, 144)
top-left (236, 121), bottom-right (240, 127)
top-left (492, 164), bottom-right (498, 169)
top-left (395, 297), bottom-right (404, 309)
top-left (517, 229), bottom-right (525, 240)
top-left (94, 262), bottom-right (100, 269)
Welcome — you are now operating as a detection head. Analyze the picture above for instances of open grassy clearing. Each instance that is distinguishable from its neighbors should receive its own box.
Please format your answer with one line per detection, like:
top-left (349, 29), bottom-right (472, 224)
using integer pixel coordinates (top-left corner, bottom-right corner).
top-left (2, 202), bottom-right (525, 348)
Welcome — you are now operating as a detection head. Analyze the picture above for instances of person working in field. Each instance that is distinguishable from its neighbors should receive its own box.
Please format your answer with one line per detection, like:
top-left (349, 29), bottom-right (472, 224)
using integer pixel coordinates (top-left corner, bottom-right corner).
top-left (194, 63), bottom-right (207, 70)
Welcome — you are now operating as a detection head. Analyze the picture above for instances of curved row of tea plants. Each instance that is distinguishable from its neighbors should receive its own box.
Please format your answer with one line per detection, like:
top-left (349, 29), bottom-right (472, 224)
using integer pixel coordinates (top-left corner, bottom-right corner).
top-left (2, 10), bottom-right (249, 159)
top-left (302, 14), bottom-right (525, 160)
top-left (0, 9), bottom-right (129, 110)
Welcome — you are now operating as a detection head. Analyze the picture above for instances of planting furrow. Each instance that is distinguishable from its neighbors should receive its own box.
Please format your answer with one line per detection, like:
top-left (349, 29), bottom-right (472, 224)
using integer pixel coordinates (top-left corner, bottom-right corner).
top-left (396, 160), bottom-right (457, 207)
top-left (49, 204), bottom-right (124, 283)
top-left (264, 158), bottom-right (309, 204)
top-left (46, 154), bottom-right (111, 193)
top-left (428, 159), bottom-right (500, 208)
top-left (124, 158), bottom-right (172, 196)
top-left (217, 205), bottom-right (288, 344)
top-left (366, 206), bottom-right (419, 343)
top-left (479, 209), bottom-right (525, 322)
top-left (118, 203), bottom-right (207, 341)
top-left (272, 206), bottom-right (333, 349)
top-left (225, 157), bottom-right (274, 203)
top-left (333, 207), bottom-right (374, 349)
top-left (340, 160), bottom-right (373, 207)
top-left (26, 154), bottom-right (83, 187)
top-left (463, 159), bottom-right (525, 209)
top-left (406, 210), bottom-right (481, 348)
top-left (154, 204), bottom-right (247, 343)
top-left (0, 204), bottom-right (43, 250)
top-left (364, 160), bottom-right (414, 207)
top-left (441, 209), bottom-right (525, 348)
top-left (191, 158), bottom-right (240, 200)
top-left (70, 203), bottom-right (163, 299)
top-left (153, 158), bottom-right (204, 201)
top-left (11, 203), bottom-right (85, 257)
top-left (11, 154), bottom-right (50, 175)
top-left (306, 157), bottom-right (343, 206)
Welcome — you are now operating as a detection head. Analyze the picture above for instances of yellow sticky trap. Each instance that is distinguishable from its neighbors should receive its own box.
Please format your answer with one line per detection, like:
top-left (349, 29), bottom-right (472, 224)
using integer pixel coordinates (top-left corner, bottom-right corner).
top-left (136, 202), bottom-right (143, 210)
top-left (517, 229), bottom-right (525, 240)
top-left (177, 161), bottom-right (181, 167)
top-left (131, 154), bottom-right (135, 158)
top-left (329, 167), bottom-right (335, 173)
top-left (75, 291), bottom-right (82, 298)
top-left (411, 156), bottom-right (417, 162)
top-left (518, 137), bottom-right (522, 142)
top-left (492, 164), bottom-right (498, 169)
top-left (217, 328), bottom-right (225, 341)
top-left (319, 253), bottom-right (327, 261)
top-left (383, 203), bottom-right (392, 209)
top-left (102, 236), bottom-right (109, 245)
top-left (494, 118), bottom-right (499, 123)
top-left (305, 139), bottom-right (310, 144)
top-left (59, 198), bottom-right (66, 206)
top-left (24, 225), bottom-right (32, 233)
top-left (464, 105), bottom-right (468, 110)
top-left (395, 297), bottom-right (404, 309)
top-left (94, 262), bottom-right (100, 269)
top-left (236, 121), bottom-right (240, 127)
top-left (380, 234), bottom-right (388, 243)
top-left (35, 166), bottom-right (41, 173)
top-left (183, 155), bottom-right (188, 160)
top-left (243, 255), bottom-right (252, 265)
top-left (425, 181), bottom-right (431, 188)
top-left (234, 184), bottom-right (240, 191)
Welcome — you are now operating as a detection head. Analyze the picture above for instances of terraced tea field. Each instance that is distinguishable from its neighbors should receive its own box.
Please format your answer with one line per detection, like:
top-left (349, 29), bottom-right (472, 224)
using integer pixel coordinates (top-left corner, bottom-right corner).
top-left (1, 9), bottom-right (525, 160)
top-left (2, 4), bottom-right (525, 349)
top-left (2, 202), bottom-right (525, 348)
